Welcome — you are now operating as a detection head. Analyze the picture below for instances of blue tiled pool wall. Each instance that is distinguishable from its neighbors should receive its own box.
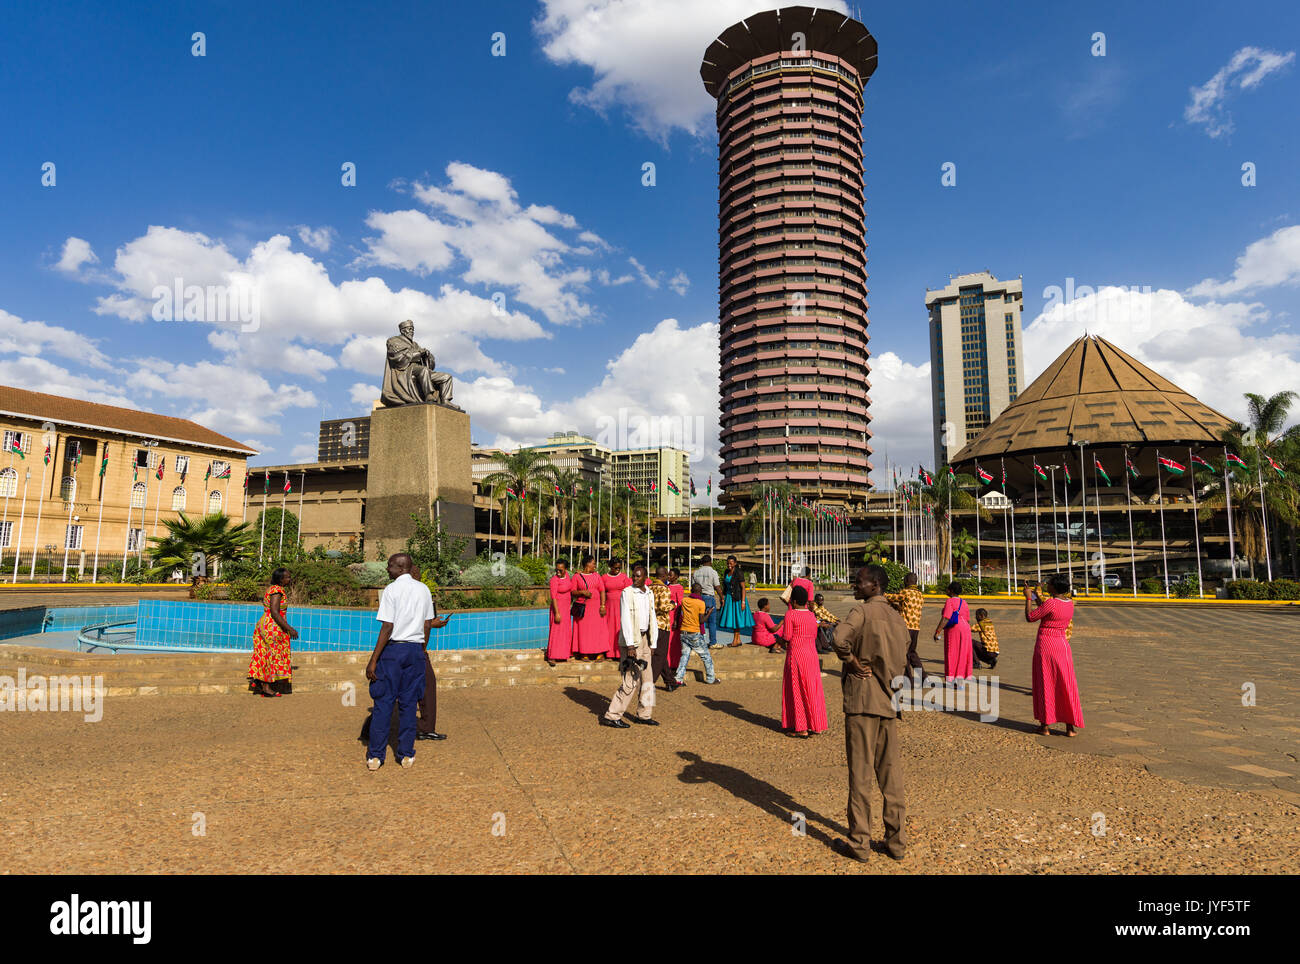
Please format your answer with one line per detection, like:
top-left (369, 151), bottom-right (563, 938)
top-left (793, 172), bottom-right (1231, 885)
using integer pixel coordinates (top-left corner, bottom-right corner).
top-left (0, 606), bottom-right (45, 641)
top-left (135, 599), bottom-right (550, 652)
top-left (46, 604), bottom-right (137, 632)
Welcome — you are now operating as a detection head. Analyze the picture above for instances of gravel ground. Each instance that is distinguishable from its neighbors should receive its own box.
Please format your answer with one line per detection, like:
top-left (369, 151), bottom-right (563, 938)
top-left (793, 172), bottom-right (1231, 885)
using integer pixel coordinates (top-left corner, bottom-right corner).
top-left (1, 674), bottom-right (1294, 874)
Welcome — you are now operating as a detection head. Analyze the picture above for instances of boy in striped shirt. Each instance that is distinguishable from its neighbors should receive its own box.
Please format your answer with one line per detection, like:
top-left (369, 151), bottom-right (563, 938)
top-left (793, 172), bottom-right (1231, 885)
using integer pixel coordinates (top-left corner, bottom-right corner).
top-left (972, 607), bottom-right (999, 669)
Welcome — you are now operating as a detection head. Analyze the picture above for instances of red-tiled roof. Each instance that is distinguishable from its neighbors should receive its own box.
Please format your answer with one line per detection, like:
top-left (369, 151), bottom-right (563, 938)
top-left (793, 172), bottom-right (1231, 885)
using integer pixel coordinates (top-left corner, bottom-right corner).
top-left (0, 384), bottom-right (257, 455)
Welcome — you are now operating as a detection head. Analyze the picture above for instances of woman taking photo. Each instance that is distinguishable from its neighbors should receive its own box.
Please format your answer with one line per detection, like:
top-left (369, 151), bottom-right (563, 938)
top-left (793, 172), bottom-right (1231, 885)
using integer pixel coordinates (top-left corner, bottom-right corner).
top-left (248, 567), bottom-right (297, 697)
top-left (719, 555), bottom-right (753, 647)
top-left (1024, 574), bottom-right (1084, 737)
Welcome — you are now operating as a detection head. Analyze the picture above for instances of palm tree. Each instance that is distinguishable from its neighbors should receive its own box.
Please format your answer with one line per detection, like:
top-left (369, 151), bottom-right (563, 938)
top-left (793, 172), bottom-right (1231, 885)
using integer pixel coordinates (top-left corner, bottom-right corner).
top-left (951, 529), bottom-right (975, 572)
top-left (550, 468), bottom-right (584, 566)
top-left (739, 481), bottom-right (808, 579)
top-left (863, 532), bottom-right (889, 563)
top-left (482, 450), bottom-right (557, 559)
top-left (146, 512), bottom-right (255, 580)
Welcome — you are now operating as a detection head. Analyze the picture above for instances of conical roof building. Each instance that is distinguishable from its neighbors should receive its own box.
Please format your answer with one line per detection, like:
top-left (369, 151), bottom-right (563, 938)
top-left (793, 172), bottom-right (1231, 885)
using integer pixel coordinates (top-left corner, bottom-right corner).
top-left (951, 335), bottom-right (1235, 491)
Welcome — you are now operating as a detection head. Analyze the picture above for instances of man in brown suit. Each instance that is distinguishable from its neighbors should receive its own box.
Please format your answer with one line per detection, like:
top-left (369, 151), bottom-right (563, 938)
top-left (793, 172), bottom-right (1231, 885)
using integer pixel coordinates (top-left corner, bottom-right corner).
top-left (830, 564), bottom-right (911, 861)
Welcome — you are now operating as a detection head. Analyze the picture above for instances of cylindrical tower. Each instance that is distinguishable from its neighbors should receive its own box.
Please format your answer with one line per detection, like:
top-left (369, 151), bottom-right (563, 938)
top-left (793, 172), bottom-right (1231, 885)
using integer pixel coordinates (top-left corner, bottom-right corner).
top-left (701, 6), bottom-right (877, 510)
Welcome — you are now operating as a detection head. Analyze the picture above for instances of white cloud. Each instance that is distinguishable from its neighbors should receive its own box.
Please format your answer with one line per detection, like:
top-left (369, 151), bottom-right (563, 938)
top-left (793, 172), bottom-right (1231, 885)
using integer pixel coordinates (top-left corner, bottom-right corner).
top-left (1187, 224), bottom-right (1300, 297)
top-left (55, 237), bottom-right (98, 276)
top-left (534, 0), bottom-right (848, 139)
top-left (359, 209), bottom-right (456, 276)
top-left (289, 443), bottom-right (318, 462)
top-left (628, 256), bottom-right (658, 289)
top-left (1184, 45), bottom-right (1295, 138)
top-left (668, 270), bottom-right (690, 296)
top-left (1022, 285), bottom-right (1300, 428)
top-left (0, 308), bottom-right (115, 371)
top-left (460, 318), bottom-right (722, 483)
top-left (348, 382), bottom-right (378, 408)
top-left (864, 351), bottom-right (934, 476)
top-left (0, 354), bottom-right (135, 408)
top-left (295, 225), bottom-right (336, 252)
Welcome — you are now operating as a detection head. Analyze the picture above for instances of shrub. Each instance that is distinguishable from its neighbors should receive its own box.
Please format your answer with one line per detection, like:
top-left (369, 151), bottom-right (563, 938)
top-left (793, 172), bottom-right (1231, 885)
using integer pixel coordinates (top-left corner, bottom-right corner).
top-left (975, 576), bottom-right (1009, 595)
top-left (282, 560), bottom-right (366, 607)
top-left (435, 587), bottom-right (532, 610)
top-left (1267, 578), bottom-right (1300, 600)
top-left (348, 561), bottom-right (392, 588)
top-left (1140, 576), bottom-right (1164, 595)
top-left (456, 561), bottom-right (531, 587)
top-left (1226, 579), bottom-right (1269, 600)
top-left (878, 559), bottom-right (907, 593)
top-left (515, 555), bottom-right (551, 585)
top-left (122, 558), bottom-right (150, 584)
top-left (1172, 573), bottom-right (1200, 598)
top-left (193, 582), bottom-right (222, 600)
top-left (227, 578), bottom-right (264, 602)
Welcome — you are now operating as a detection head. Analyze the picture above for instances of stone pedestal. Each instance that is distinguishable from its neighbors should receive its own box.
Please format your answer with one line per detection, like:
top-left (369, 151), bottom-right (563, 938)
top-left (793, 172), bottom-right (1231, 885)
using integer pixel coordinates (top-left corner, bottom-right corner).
top-left (366, 403), bottom-right (474, 562)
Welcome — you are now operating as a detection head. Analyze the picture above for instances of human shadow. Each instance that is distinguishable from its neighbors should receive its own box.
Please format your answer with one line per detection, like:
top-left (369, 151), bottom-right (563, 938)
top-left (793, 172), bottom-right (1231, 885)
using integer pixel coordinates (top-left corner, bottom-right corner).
top-left (694, 694), bottom-right (784, 733)
top-left (562, 686), bottom-right (610, 718)
top-left (675, 750), bottom-right (847, 847)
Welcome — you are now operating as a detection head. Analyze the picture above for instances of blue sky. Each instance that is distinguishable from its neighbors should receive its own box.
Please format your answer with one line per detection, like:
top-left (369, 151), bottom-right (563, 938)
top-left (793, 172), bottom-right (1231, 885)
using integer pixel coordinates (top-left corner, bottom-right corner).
top-left (2, 0), bottom-right (1297, 492)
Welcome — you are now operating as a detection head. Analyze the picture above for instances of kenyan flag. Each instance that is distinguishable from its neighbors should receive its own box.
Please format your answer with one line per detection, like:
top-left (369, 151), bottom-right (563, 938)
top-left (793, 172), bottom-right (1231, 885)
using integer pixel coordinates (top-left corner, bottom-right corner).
top-left (1094, 458), bottom-right (1111, 486)
top-left (1190, 454), bottom-right (1212, 469)
top-left (1265, 454), bottom-right (1285, 478)
top-left (215, 464), bottom-right (231, 479)
top-left (627, 483), bottom-right (637, 493)
top-left (976, 466), bottom-right (993, 485)
top-left (666, 478), bottom-right (680, 494)
top-left (99, 453), bottom-right (108, 477)
top-left (7, 437), bottom-right (24, 459)
top-left (1158, 456), bottom-right (1185, 475)
top-left (44, 444), bottom-right (51, 465)
top-left (1226, 452), bottom-right (1247, 468)
top-left (553, 483), bottom-right (563, 495)
top-left (707, 475), bottom-right (711, 495)
top-left (504, 486), bottom-right (517, 499)
top-left (204, 463), bottom-right (211, 483)
top-left (919, 468), bottom-right (934, 486)
top-left (1064, 464), bottom-right (1072, 486)
top-left (649, 481), bottom-right (657, 493)
top-left (1126, 456), bottom-right (1139, 478)
top-left (946, 465), bottom-right (955, 479)
top-left (263, 470), bottom-right (270, 493)
top-left (155, 456), bottom-right (165, 480)
top-left (690, 480), bottom-right (696, 497)
top-left (283, 473), bottom-right (292, 493)
top-left (1034, 461), bottom-right (1048, 481)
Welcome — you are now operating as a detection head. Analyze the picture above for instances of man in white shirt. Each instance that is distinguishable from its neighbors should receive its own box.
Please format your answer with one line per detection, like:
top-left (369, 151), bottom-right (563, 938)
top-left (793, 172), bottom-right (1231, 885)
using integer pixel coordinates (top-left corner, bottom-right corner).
top-left (602, 562), bottom-right (659, 728)
top-left (365, 553), bottom-right (448, 769)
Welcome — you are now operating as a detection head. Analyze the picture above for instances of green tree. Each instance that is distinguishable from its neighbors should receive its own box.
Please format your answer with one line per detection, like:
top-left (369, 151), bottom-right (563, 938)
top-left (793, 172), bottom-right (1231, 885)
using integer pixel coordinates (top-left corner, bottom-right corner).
top-left (405, 509), bottom-right (469, 586)
top-left (145, 512), bottom-right (256, 580)
top-left (482, 450), bottom-right (557, 559)
top-left (863, 532), bottom-right (889, 563)
top-left (253, 506), bottom-right (301, 557)
top-left (920, 471), bottom-right (991, 568)
top-left (951, 529), bottom-right (975, 571)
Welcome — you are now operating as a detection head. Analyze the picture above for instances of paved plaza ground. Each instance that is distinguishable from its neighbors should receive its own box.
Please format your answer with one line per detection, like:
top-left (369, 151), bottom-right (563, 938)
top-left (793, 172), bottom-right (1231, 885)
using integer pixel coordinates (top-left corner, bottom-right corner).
top-left (1, 599), bottom-right (1296, 874)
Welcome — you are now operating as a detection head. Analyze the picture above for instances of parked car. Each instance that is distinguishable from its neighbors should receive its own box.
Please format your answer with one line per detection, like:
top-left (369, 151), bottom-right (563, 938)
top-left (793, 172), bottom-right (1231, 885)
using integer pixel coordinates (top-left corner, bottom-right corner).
top-left (1100, 572), bottom-right (1122, 589)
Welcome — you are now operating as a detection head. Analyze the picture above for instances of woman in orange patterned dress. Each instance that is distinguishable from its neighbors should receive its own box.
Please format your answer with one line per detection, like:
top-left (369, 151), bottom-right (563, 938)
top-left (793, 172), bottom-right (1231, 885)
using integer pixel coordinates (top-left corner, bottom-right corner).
top-left (248, 568), bottom-right (297, 697)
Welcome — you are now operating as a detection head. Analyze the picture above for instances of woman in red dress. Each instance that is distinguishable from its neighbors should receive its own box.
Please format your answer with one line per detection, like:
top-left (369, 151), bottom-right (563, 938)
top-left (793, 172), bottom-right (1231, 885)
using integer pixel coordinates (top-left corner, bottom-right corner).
top-left (572, 554), bottom-right (609, 660)
top-left (777, 586), bottom-right (827, 737)
top-left (665, 567), bottom-right (685, 680)
top-left (545, 559), bottom-right (573, 666)
top-left (248, 568), bottom-right (297, 697)
top-left (601, 558), bottom-right (632, 659)
top-left (1024, 574), bottom-right (1084, 736)
top-left (932, 581), bottom-right (973, 682)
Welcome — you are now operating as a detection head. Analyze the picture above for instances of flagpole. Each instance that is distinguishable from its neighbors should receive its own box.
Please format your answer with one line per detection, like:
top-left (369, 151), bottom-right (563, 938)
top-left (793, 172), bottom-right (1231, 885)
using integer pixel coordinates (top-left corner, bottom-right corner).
top-left (1156, 449), bottom-right (1171, 597)
top-left (241, 471), bottom-right (248, 523)
top-left (1061, 464), bottom-right (1072, 586)
top-left (11, 467), bottom-right (30, 583)
top-left (1077, 442), bottom-right (1089, 595)
top-left (1124, 448), bottom-right (1137, 597)
top-left (975, 478), bottom-right (982, 594)
top-left (1256, 456), bottom-right (1273, 581)
top-left (139, 448), bottom-right (153, 565)
top-left (91, 453), bottom-right (106, 583)
top-left (32, 437), bottom-right (52, 581)
top-left (1033, 465), bottom-right (1042, 581)
top-left (297, 471), bottom-right (306, 557)
top-left (646, 488), bottom-right (651, 573)
top-left (1092, 455), bottom-right (1105, 597)
top-left (1187, 448), bottom-right (1204, 597)
top-left (0, 451), bottom-right (13, 573)
top-left (1223, 446), bottom-right (1237, 581)
top-left (258, 473), bottom-right (268, 563)
top-left (278, 474), bottom-right (288, 555)
top-left (60, 475), bottom-right (76, 582)
top-left (150, 456), bottom-right (163, 537)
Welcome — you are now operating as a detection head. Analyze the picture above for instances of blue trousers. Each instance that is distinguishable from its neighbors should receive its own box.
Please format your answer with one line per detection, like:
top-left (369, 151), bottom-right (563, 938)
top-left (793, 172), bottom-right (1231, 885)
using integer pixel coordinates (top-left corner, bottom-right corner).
top-left (367, 641), bottom-right (427, 762)
top-left (701, 594), bottom-right (719, 647)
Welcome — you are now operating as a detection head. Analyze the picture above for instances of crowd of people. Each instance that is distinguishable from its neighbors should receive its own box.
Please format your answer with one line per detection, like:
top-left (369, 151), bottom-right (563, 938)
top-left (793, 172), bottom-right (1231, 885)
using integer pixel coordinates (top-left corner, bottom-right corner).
top-left (244, 551), bottom-right (1088, 861)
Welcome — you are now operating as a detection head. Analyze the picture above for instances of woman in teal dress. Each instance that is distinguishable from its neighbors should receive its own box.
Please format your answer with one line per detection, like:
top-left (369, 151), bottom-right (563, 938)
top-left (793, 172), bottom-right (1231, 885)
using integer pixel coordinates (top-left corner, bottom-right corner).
top-left (719, 554), bottom-right (754, 646)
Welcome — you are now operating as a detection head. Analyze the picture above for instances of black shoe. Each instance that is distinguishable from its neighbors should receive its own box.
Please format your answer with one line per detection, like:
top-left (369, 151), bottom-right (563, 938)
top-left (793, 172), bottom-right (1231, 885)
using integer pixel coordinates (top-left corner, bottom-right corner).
top-left (987, 659), bottom-right (997, 669)
top-left (832, 839), bottom-right (868, 863)
top-left (416, 732), bottom-right (447, 741)
top-left (600, 717), bottom-right (631, 729)
top-left (629, 716), bottom-right (660, 726)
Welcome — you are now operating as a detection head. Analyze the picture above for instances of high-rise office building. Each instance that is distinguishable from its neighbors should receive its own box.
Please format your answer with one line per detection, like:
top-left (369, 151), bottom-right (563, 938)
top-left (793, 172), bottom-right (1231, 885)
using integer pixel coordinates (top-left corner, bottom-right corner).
top-left (926, 271), bottom-right (1025, 468)
top-left (701, 7), bottom-right (878, 509)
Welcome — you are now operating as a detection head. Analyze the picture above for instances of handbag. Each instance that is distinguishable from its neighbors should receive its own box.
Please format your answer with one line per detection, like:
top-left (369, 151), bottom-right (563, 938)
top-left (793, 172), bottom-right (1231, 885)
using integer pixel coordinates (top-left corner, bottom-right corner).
top-left (944, 599), bottom-right (964, 629)
top-left (569, 574), bottom-right (588, 620)
top-left (780, 585), bottom-right (793, 605)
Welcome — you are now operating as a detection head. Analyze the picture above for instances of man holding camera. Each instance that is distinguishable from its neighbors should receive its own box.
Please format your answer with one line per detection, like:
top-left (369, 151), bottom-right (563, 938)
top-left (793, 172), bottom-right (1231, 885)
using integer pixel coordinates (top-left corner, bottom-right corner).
top-left (602, 562), bottom-right (659, 728)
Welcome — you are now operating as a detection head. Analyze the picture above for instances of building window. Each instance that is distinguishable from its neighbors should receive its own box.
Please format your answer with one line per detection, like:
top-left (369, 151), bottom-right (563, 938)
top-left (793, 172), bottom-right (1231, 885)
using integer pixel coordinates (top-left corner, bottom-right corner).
top-left (0, 520), bottom-right (10, 548)
top-left (174, 456), bottom-right (189, 477)
top-left (208, 490), bottom-right (223, 514)
top-left (60, 477), bottom-right (76, 502)
top-left (127, 528), bottom-right (145, 552)
top-left (2, 430), bottom-right (27, 456)
top-left (135, 448), bottom-right (150, 468)
top-left (171, 486), bottom-right (187, 511)
top-left (131, 482), bottom-right (147, 508)
top-left (0, 468), bottom-right (16, 498)
top-left (64, 524), bottom-right (84, 550)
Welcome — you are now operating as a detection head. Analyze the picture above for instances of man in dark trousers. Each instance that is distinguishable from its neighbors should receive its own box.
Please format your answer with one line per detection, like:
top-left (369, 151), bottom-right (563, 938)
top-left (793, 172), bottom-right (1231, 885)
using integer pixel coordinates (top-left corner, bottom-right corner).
top-left (830, 564), bottom-right (911, 861)
top-left (884, 571), bottom-right (927, 681)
